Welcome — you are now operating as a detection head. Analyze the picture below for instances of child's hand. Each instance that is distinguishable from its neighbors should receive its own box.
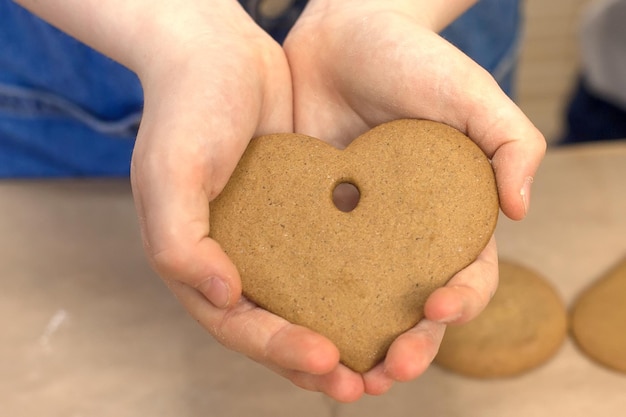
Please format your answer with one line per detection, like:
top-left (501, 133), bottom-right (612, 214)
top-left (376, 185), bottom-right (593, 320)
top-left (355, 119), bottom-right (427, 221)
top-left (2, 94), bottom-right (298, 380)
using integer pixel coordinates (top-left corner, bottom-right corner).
top-left (128, 1), bottom-right (355, 403)
top-left (283, 0), bottom-right (546, 397)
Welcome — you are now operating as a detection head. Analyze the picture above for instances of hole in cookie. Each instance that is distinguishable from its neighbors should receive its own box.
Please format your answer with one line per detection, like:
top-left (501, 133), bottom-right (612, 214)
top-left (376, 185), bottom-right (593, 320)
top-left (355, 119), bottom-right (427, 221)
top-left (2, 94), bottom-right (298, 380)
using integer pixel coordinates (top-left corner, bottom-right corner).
top-left (332, 182), bottom-right (361, 212)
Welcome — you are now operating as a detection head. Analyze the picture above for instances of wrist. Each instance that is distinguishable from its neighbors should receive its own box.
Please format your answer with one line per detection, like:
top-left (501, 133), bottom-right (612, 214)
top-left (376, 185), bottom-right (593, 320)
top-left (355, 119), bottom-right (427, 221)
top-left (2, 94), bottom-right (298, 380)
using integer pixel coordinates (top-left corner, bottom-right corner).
top-left (129, 1), bottom-right (265, 75)
top-left (135, 3), bottom-right (284, 104)
top-left (12, 0), bottom-right (263, 74)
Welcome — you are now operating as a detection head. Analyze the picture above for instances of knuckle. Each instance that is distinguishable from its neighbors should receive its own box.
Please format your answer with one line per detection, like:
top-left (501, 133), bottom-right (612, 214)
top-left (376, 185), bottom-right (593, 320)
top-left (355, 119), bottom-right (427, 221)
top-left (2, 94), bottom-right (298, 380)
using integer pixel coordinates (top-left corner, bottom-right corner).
top-left (150, 246), bottom-right (191, 278)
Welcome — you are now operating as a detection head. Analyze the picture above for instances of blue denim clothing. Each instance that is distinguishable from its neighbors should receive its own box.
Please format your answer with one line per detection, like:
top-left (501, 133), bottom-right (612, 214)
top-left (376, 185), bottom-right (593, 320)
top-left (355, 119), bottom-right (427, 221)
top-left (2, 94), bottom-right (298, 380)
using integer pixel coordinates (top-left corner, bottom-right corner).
top-left (0, 1), bottom-right (142, 177)
top-left (0, 0), bottom-right (521, 177)
top-left (239, 0), bottom-right (309, 43)
top-left (561, 77), bottom-right (626, 144)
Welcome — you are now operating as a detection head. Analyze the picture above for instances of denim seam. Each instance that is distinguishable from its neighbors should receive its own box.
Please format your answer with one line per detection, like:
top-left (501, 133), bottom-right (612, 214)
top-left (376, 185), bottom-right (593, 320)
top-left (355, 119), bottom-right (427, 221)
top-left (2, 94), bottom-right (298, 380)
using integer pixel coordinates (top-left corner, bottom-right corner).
top-left (0, 82), bottom-right (141, 137)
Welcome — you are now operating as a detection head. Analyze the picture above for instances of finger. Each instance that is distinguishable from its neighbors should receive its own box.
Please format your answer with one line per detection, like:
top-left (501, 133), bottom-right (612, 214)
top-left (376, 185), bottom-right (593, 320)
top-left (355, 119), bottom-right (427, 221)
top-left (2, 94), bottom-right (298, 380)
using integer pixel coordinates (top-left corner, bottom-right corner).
top-left (169, 280), bottom-right (364, 402)
top-left (272, 365), bottom-right (365, 403)
top-left (489, 134), bottom-right (545, 220)
top-left (424, 236), bottom-right (499, 324)
top-left (167, 279), bottom-right (341, 375)
top-left (362, 362), bottom-right (395, 396)
top-left (383, 319), bottom-right (446, 382)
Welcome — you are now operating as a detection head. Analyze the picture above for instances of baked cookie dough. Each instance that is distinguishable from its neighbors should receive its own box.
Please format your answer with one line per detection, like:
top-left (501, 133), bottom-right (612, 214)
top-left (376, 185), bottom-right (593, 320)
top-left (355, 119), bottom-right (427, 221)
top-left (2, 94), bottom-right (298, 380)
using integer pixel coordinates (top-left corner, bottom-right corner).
top-left (209, 119), bottom-right (499, 372)
top-left (570, 257), bottom-right (626, 373)
top-left (434, 260), bottom-right (567, 378)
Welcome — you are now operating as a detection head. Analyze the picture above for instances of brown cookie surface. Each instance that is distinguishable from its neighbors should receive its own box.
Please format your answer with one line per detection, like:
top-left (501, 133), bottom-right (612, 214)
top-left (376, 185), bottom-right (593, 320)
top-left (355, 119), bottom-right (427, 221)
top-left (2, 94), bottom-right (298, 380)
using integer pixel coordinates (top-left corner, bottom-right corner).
top-left (571, 257), bottom-right (626, 373)
top-left (209, 119), bottom-right (499, 372)
top-left (434, 260), bottom-right (567, 378)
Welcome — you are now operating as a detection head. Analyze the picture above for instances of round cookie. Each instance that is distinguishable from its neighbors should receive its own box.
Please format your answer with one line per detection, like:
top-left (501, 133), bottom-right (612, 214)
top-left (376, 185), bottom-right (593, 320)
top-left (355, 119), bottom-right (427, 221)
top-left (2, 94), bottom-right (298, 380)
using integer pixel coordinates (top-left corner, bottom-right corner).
top-left (209, 119), bottom-right (499, 373)
top-left (434, 260), bottom-right (567, 378)
top-left (570, 257), bottom-right (626, 373)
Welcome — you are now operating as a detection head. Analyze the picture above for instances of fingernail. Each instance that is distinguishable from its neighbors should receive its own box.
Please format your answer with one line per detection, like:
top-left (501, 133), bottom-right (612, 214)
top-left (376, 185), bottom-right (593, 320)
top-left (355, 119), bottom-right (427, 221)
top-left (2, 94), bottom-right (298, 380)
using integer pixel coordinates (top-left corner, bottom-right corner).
top-left (199, 277), bottom-right (230, 308)
top-left (520, 176), bottom-right (534, 216)
top-left (437, 312), bottom-right (462, 324)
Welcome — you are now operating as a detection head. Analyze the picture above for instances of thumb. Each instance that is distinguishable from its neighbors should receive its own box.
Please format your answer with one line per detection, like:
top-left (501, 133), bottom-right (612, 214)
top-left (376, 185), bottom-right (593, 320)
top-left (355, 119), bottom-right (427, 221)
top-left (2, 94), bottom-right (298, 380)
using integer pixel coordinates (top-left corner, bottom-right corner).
top-left (131, 152), bottom-right (243, 309)
top-left (403, 33), bottom-right (547, 220)
top-left (130, 97), bottom-right (248, 309)
top-left (489, 127), bottom-right (546, 221)
top-left (455, 77), bottom-right (546, 221)
top-left (374, 27), bottom-right (547, 220)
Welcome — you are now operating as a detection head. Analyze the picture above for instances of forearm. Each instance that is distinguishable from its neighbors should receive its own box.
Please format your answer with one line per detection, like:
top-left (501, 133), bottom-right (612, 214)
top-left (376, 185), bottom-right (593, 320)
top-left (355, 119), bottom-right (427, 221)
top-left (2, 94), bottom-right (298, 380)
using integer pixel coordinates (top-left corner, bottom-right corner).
top-left (13, 0), bottom-right (254, 74)
top-left (304, 0), bottom-right (478, 31)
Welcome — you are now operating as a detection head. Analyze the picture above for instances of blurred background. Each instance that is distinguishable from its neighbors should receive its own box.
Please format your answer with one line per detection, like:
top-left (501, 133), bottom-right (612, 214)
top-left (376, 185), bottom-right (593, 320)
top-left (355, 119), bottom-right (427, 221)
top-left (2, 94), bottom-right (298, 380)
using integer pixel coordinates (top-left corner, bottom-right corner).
top-left (517, 0), bottom-right (592, 144)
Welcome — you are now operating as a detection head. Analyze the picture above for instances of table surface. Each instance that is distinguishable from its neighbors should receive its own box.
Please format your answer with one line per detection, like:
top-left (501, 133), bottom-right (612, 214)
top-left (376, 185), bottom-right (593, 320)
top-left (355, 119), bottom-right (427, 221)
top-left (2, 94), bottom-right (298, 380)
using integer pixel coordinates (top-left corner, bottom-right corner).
top-left (2, 141), bottom-right (626, 417)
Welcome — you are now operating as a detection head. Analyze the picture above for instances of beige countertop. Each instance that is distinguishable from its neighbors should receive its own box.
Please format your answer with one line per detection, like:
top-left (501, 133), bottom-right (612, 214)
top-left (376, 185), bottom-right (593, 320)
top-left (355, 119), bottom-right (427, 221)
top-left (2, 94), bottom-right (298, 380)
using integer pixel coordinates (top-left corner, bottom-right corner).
top-left (2, 141), bottom-right (626, 417)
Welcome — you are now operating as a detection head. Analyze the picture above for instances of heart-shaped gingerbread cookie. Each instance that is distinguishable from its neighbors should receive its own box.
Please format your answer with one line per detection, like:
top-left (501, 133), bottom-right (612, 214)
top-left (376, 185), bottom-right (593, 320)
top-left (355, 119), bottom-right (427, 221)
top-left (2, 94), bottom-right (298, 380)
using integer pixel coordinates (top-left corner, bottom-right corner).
top-left (209, 119), bottom-right (498, 372)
